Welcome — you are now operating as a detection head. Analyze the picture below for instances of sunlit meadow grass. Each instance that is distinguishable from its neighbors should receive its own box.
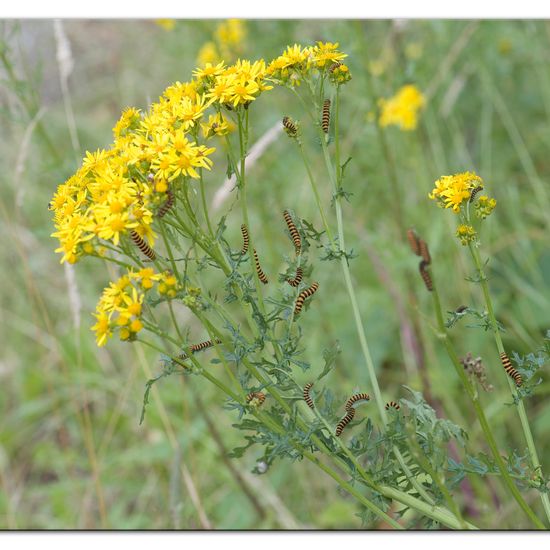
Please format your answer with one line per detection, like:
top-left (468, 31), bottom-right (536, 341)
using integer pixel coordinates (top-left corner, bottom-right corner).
top-left (1, 19), bottom-right (549, 529)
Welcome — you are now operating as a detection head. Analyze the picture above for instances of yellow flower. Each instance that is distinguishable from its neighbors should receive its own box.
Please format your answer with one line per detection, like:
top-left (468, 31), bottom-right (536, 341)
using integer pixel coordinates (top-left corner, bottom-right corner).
top-left (155, 19), bottom-right (176, 32)
top-left (475, 195), bottom-right (497, 219)
top-left (429, 171), bottom-right (483, 213)
top-left (197, 42), bottom-right (221, 67)
top-left (456, 224), bottom-right (477, 246)
top-left (91, 312), bottom-right (112, 347)
top-left (378, 85), bottom-right (425, 131)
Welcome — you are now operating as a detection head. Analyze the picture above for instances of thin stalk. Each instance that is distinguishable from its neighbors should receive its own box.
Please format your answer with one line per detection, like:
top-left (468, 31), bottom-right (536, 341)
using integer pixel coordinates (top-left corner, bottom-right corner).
top-left (431, 284), bottom-right (545, 529)
top-left (315, 86), bottom-right (437, 508)
top-left (468, 243), bottom-right (550, 523)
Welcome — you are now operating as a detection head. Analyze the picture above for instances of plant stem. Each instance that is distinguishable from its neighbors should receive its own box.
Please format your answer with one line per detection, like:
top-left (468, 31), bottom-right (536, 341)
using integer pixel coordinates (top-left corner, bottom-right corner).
top-left (468, 243), bottom-right (550, 523)
top-left (430, 281), bottom-right (545, 529)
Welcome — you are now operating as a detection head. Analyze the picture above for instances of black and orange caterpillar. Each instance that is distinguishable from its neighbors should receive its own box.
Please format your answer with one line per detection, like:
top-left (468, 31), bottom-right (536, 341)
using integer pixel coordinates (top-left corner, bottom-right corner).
top-left (321, 99), bottom-right (331, 134)
top-left (385, 401), bottom-right (401, 411)
top-left (329, 61), bottom-right (342, 73)
top-left (179, 338), bottom-right (222, 360)
top-left (345, 393), bottom-right (370, 411)
top-left (246, 391), bottom-right (266, 406)
top-left (282, 116), bottom-right (298, 137)
top-left (287, 266), bottom-right (303, 288)
top-left (130, 230), bottom-right (156, 261)
top-left (241, 224), bottom-right (249, 255)
top-left (335, 408), bottom-right (355, 436)
top-left (407, 228), bottom-right (421, 256)
top-left (419, 239), bottom-right (431, 265)
top-left (303, 383), bottom-right (314, 409)
top-left (157, 189), bottom-right (174, 218)
top-left (283, 210), bottom-right (302, 254)
top-left (253, 249), bottom-right (269, 284)
top-left (469, 186), bottom-right (483, 203)
top-left (500, 352), bottom-right (523, 387)
top-left (294, 282), bottom-right (319, 315)
top-left (419, 260), bottom-right (433, 292)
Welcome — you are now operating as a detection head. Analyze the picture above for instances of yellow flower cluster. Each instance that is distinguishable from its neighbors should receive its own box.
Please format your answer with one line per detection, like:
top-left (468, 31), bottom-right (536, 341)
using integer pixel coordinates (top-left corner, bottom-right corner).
top-left (429, 171), bottom-right (484, 213)
top-left (267, 42), bottom-right (349, 87)
top-left (378, 84), bottom-right (425, 131)
top-left (50, 42), bottom-right (348, 266)
top-left (475, 195), bottom-right (497, 219)
top-left (92, 269), bottom-right (183, 346)
top-left (456, 224), bottom-right (477, 246)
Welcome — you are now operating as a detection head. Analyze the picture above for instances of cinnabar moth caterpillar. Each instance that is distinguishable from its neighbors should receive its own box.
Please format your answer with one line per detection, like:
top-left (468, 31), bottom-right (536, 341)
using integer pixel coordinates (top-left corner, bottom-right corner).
top-left (157, 189), bottom-right (174, 218)
top-left (329, 61), bottom-right (342, 73)
top-left (287, 266), bottom-right (303, 288)
top-left (130, 230), bottom-right (156, 261)
top-left (419, 239), bottom-right (431, 265)
top-left (294, 282), bottom-right (319, 315)
top-left (253, 249), bottom-right (269, 284)
top-left (246, 391), bottom-right (266, 406)
top-left (283, 210), bottom-right (302, 254)
top-left (385, 401), bottom-right (400, 411)
top-left (241, 224), bottom-right (249, 255)
top-left (303, 383), bottom-right (314, 409)
top-left (321, 99), bottom-right (331, 134)
top-left (179, 338), bottom-right (222, 360)
top-left (407, 228), bottom-right (421, 256)
top-left (419, 260), bottom-right (433, 292)
top-left (469, 186), bottom-right (483, 203)
top-left (335, 408), bottom-right (355, 436)
top-left (345, 393), bottom-right (370, 411)
top-left (282, 116), bottom-right (298, 136)
top-left (500, 352), bottom-right (523, 387)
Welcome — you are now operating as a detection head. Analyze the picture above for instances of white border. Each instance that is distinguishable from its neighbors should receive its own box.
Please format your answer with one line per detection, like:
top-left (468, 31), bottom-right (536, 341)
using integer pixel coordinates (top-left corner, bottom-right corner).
top-left (2, 1), bottom-right (550, 18)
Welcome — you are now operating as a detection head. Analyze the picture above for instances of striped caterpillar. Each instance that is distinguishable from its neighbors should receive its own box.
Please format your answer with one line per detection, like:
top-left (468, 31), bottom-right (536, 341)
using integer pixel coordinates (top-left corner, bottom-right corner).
top-left (157, 189), bottom-right (174, 218)
top-left (419, 260), bottom-right (433, 292)
top-left (385, 401), bottom-right (400, 411)
top-left (241, 224), bottom-right (249, 255)
top-left (345, 393), bottom-right (370, 411)
top-left (469, 186), bottom-right (483, 203)
top-left (407, 228), bottom-right (421, 256)
top-left (329, 61), bottom-right (342, 73)
top-left (321, 99), bottom-right (331, 134)
top-left (130, 230), bottom-right (156, 261)
top-left (282, 116), bottom-right (298, 137)
top-left (294, 282), bottom-right (319, 315)
top-left (179, 338), bottom-right (222, 360)
top-left (418, 239), bottom-right (431, 265)
top-left (253, 249), bottom-right (269, 284)
top-left (303, 383), bottom-right (314, 409)
top-left (283, 210), bottom-right (302, 254)
top-left (500, 352), bottom-right (523, 387)
top-left (246, 392), bottom-right (266, 406)
top-left (335, 408), bottom-right (355, 437)
top-left (287, 266), bottom-right (303, 288)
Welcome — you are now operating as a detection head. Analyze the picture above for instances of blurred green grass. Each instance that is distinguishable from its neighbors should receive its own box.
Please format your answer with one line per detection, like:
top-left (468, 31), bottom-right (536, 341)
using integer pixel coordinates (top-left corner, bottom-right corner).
top-left (1, 19), bottom-right (549, 529)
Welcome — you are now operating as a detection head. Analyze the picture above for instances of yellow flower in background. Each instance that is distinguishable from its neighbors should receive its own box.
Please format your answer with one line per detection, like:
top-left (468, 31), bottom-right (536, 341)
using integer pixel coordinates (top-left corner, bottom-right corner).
top-left (197, 41), bottom-right (221, 67)
top-left (378, 84), bottom-right (425, 131)
top-left (154, 19), bottom-right (176, 32)
top-left (216, 19), bottom-right (246, 58)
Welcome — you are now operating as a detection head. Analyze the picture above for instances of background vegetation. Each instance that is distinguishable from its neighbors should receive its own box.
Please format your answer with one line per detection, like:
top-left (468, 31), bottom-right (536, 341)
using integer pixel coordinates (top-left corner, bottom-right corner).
top-left (1, 19), bottom-right (549, 529)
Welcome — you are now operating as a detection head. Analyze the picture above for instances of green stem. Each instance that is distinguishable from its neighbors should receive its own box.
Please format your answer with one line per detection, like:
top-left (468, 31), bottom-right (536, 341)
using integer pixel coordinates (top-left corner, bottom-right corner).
top-left (468, 243), bottom-right (550, 523)
top-left (430, 282), bottom-right (545, 529)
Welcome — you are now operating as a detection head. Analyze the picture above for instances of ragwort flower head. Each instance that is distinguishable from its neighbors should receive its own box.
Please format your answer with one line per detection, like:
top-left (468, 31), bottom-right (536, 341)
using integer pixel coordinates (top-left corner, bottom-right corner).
top-left (429, 171), bottom-right (483, 213)
top-left (378, 84), bottom-right (425, 131)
